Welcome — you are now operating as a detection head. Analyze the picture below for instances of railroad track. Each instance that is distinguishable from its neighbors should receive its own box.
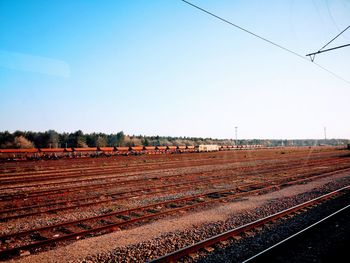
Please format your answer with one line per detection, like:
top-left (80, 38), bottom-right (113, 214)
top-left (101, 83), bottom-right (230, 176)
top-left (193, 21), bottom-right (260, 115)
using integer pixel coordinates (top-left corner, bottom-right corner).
top-left (0, 168), bottom-right (348, 260)
top-left (0, 147), bottom-right (332, 171)
top-left (150, 185), bottom-right (350, 263)
top-left (243, 204), bottom-right (350, 262)
top-left (0, 154), bottom-right (228, 179)
top-left (0, 159), bottom-right (300, 199)
top-left (1, 151), bottom-right (339, 186)
top-left (0, 152), bottom-right (270, 178)
top-left (0, 149), bottom-right (342, 179)
top-left (1, 159), bottom-right (349, 221)
top-left (1, 155), bottom-right (347, 200)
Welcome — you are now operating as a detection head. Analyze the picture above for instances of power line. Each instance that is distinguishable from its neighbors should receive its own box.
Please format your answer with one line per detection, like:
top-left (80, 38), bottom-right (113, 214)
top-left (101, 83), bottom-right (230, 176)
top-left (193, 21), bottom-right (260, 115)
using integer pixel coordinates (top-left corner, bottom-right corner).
top-left (319, 25), bottom-right (350, 51)
top-left (312, 61), bottom-right (350, 85)
top-left (306, 25), bottom-right (350, 61)
top-left (180, 0), bottom-right (350, 86)
top-left (181, 0), bottom-right (305, 60)
top-left (306, 43), bottom-right (350, 62)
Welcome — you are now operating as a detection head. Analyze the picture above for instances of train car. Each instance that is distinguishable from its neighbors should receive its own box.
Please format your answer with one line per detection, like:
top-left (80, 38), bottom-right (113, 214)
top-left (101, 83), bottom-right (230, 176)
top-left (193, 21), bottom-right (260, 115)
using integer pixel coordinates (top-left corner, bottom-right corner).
top-left (177, 146), bottom-right (186, 153)
top-left (72, 147), bottom-right (98, 157)
top-left (0, 143), bottom-right (266, 161)
top-left (156, 146), bottom-right (167, 154)
top-left (166, 146), bottom-right (177, 153)
top-left (220, 146), bottom-right (228, 151)
top-left (144, 146), bottom-right (156, 154)
top-left (186, 145), bottom-right (196, 152)
top-left (130, 146), bottom-right (144, 155)
top-left (0, 148), bottom-right (40, 161)
top-left (97, 147), bottom-right (114, 157)
top-left (198, 145), bottom-right (219, 152)
top-left (115, 147), bottom-right (130, 155)
top-left (63, 147), bottom-right (73, 158)
top-left (39, 148), bottom-right (66, 159)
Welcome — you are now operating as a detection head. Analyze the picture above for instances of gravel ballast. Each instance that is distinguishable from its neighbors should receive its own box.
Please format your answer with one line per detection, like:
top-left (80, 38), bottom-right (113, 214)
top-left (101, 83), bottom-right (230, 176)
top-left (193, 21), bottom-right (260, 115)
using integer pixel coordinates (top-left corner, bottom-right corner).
top-left (10, 173), bottom-right (350, 263)
top-left (196, 186), bottom-right (350, 263)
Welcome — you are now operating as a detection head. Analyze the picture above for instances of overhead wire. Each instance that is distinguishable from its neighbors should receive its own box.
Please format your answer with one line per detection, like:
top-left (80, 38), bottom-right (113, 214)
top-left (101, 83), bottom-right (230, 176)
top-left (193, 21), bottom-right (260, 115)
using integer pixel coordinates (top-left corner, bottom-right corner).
top-left (318, 25), bottom-right (350, 51)
top-left (180, 0), bottom-right (350, 86)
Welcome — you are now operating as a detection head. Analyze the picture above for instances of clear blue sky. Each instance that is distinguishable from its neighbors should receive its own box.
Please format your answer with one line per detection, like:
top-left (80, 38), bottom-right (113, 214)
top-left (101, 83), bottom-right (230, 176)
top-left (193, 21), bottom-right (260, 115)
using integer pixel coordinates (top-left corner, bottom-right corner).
top-left (1, 0), bottom-right (349, 139)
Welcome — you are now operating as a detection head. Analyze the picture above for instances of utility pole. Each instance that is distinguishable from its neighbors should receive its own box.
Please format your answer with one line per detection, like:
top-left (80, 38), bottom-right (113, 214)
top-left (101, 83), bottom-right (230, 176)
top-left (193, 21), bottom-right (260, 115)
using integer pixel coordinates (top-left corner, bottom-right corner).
top-left (235, 126), bottom-right (238, 146)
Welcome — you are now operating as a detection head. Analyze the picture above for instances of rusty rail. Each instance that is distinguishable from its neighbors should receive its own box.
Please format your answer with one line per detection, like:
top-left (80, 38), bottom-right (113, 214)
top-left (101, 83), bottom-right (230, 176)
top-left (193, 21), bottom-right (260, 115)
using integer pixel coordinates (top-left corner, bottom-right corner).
top-left (1, 155), bottom-right (346, 201)
top-left (0, 169), bottom-right (348, 260)
top-left (150, 185), bottom-right (350, 263)
top-left (1, 162), bottom-right (349, 221)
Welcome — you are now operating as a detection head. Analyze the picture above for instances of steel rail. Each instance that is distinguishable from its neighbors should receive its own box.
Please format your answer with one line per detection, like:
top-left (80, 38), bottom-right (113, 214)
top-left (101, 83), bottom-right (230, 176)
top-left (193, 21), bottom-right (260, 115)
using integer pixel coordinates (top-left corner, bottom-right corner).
top-left (1, 159), bottom-right (348, 219)
top-left (0, 148), bottom-right (339, 177)
top-left (1, 162), bottom-right (345, 221)
top-left (0, 154), bottom-right (228, 178)
top-left (0, 177), bottom-right (246, 221)
top-left (0, 169), bottom-right (349, 259)
top-left (0, 150), bottom-right (272, 176)
top-left (242, 204), bottom-right (350, 262)
top-left (0, 154), bottom-right (345, 199)
top-left (1, 150), bottom-right (328, 183)
top-left (0, 154), bottom-right (289, 187)
top-left (150, 185), bottom-right (350, 263)
top-left (0, 157), bottom-right (290, 199)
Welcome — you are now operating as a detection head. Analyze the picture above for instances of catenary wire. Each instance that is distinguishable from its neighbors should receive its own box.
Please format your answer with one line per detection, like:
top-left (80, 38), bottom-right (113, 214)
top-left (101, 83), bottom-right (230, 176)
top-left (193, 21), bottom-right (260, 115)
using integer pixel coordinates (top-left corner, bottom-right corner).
top-left (319, 25), bottom-right (350, 51)
top-left (180, 0), bottom-right (350, 86)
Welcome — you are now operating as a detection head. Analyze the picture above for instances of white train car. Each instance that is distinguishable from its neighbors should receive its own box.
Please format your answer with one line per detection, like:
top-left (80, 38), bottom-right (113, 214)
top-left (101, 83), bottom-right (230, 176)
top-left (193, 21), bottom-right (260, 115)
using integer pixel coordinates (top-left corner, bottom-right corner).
top-left (198, 144), bottom-right (219, 152)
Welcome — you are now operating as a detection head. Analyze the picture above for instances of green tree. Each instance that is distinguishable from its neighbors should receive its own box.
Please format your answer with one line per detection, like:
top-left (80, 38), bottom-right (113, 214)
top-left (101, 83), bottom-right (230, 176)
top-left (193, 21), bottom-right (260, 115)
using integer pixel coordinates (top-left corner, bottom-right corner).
top-left (48, 130), bottom-right (59, 148)
top-left (115, 131), bottom-right (125, 146)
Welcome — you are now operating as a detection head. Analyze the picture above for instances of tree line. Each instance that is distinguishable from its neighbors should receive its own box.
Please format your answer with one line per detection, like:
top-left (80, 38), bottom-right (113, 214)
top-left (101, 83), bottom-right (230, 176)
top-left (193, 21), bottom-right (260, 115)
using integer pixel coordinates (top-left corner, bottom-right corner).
top-left (0, 130), bottom-right (348, 149)
top-left (0, 130), bottom-right (231, 149)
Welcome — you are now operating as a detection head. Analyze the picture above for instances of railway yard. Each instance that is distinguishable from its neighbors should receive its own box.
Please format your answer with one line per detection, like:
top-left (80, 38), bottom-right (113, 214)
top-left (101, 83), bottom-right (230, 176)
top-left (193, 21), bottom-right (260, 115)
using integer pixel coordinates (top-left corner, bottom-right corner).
top-left (0, 146), bottom-right (349, 262)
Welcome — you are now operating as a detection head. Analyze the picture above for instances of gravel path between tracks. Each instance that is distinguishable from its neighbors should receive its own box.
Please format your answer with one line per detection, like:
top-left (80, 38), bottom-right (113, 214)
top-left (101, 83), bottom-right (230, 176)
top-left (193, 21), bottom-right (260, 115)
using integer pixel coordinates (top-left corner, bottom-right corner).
top-left (9, 171), bottom-right (350, 263)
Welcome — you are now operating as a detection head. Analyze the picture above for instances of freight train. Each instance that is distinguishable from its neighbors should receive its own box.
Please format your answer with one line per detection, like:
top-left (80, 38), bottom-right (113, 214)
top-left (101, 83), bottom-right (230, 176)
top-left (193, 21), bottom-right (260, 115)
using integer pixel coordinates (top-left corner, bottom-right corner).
top-left (0, 144), bottom-right (262, 161)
